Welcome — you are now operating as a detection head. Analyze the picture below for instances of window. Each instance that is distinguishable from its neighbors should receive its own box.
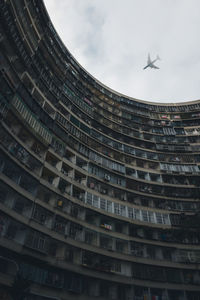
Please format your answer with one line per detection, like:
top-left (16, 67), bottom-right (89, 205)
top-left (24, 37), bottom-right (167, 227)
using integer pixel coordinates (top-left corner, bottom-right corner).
top-left (114, 203), bottom-right (120, 215)
top-left (134, 209), bottom-right (141, 220)
top-left (25, 231), bottom-right (47, 252)
top-left (100, 198), bottom-right (106, 210)
top-left (84, 193), bottom-right (170, 225)
top-left (100, 235), bottom-right (113, 250)
top-left (12, 95), bottom-right (52, 144)
top-left (121, 205), bottom-right (126, 217)
top-left (148, 211), bottom-right (155, 223)
top-left (85, 230), bottom-right (97, 245)
top-left (142, 210), bottom-right (148, 222)
top-left (128, 207), bottom-right (134, 219)
top-left (111, 261), bottom-right (121, 273)
top-left (107, 200), bottom-right (113, 213)
top-left (86, 192), bottom-right (92, 205)
top-left (155, 213), bottom-right (163, 224)
top-left (93, 195), bottom-right (99, 208)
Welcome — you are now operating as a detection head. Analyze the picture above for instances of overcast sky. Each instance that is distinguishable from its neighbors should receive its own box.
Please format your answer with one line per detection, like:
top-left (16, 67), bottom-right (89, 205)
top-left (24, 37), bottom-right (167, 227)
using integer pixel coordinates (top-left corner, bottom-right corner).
top-left (44, 0), bottom-right (200, 103)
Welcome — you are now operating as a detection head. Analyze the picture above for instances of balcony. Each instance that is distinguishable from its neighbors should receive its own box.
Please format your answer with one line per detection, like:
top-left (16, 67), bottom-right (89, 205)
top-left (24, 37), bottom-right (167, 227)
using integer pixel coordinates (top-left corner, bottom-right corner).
top-left (11, 95), bottom-right (52, 145)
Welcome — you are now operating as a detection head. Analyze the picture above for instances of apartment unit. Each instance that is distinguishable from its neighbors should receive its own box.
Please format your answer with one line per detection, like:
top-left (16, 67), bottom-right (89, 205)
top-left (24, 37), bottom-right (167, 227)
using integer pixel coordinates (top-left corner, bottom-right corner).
top-left (0, 0), bottom-right (200, 299)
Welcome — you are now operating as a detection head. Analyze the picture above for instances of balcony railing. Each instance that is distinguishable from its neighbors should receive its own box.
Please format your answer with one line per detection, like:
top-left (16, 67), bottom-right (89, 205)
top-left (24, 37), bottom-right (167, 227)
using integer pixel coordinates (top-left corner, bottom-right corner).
top-left (12, 94), bottom-right (52, 145)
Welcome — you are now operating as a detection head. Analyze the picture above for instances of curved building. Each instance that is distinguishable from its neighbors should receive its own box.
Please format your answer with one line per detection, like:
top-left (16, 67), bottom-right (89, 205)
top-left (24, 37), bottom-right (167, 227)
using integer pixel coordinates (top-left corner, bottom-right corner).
top-left (0, 1), bottom-right (200, 299)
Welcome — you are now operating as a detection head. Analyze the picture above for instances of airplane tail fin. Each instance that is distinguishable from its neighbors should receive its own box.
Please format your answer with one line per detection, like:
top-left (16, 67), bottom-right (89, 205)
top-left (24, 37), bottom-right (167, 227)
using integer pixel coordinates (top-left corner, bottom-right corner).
top-left (157, 55), bottom-right (161, 60)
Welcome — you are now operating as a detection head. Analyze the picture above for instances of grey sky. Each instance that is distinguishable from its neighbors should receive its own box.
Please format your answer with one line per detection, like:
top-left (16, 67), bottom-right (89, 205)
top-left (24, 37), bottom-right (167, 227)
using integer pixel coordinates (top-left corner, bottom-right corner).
top-left (44, 0), bottom-right (200, 103)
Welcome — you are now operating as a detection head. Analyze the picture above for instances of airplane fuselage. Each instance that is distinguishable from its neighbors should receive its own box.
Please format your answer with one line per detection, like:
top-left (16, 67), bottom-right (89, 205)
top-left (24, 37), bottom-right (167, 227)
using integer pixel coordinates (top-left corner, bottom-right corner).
top-left (143, 54), bottom-right (160, 70)
top-left (143, 58), bottom-right (159, 69)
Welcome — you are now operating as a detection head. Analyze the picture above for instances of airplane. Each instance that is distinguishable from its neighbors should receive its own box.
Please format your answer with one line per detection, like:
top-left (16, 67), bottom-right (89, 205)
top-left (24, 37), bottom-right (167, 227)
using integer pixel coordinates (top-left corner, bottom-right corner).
top-left (143, 53), bottom-right (160, 70)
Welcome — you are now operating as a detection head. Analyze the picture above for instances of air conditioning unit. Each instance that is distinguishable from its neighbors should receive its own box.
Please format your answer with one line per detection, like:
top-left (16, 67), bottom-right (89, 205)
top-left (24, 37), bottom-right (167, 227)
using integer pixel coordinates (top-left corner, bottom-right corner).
top-left (104, 174), bottom-right (111, 181)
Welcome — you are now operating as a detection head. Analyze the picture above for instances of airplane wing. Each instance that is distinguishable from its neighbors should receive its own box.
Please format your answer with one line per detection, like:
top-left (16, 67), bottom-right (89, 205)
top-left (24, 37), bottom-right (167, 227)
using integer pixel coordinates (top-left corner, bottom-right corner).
top-left (151, 63), bottom-right (159, 69)
top-left (147, 53), bottom-right (151, 64)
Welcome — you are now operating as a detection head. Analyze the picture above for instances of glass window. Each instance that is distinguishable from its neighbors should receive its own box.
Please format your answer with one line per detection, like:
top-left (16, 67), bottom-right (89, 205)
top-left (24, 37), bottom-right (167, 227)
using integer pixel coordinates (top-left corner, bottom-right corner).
top-left (155, 213), bottom-right (163, 224)
top-left (128, 207), bottom-right (134, 219)
top-left (93, 195), bottom-right (99, 208)
top-left (107, 200), bottom-right (113, 213)
top-left (148, 211), bottom-right (155, 223)
top-left (134, 209), bottom-right (141, 220)
top-left (114, 203), bottom-right (121, 215)
top-left (86, 192), bottom-right (92, 205)
top-left (100, 198), bottom-right (106, 210)
top-left (142, 210), bottom-right (148, 222)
